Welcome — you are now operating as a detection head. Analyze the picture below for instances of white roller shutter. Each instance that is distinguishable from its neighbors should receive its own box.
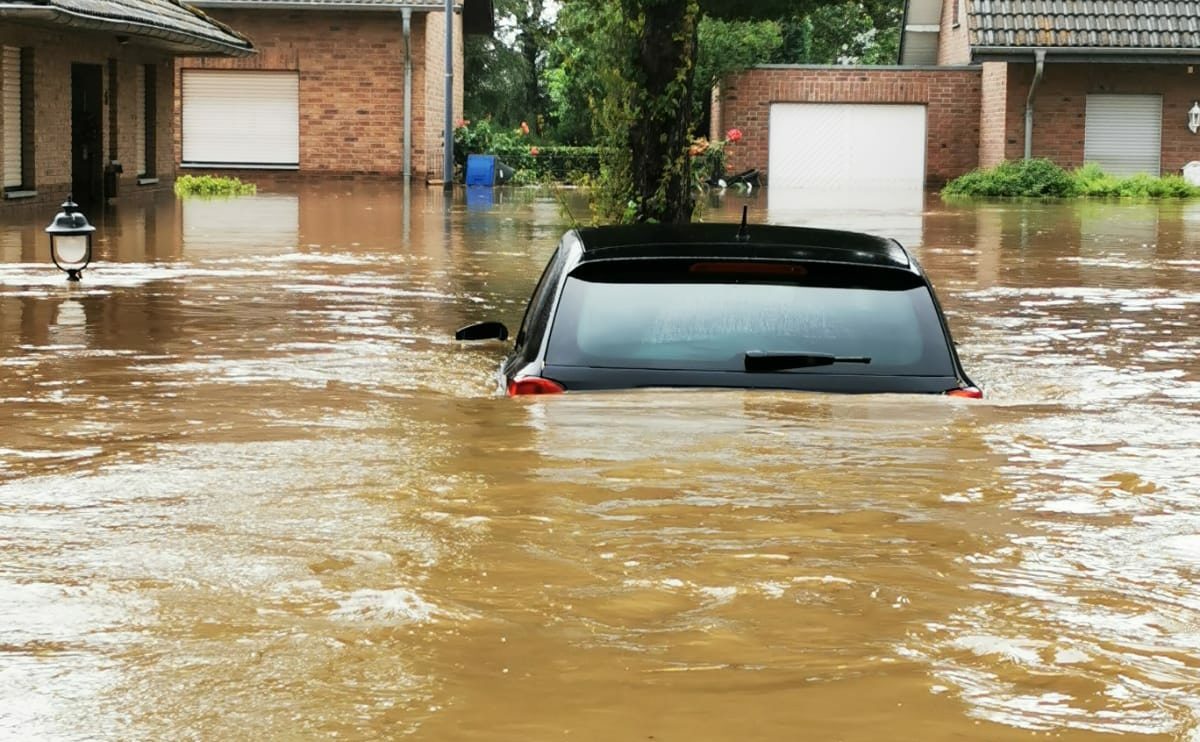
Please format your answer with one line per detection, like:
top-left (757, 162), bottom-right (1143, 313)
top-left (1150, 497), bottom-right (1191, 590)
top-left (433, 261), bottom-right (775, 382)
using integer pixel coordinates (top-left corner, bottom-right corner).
top-left (182, 70), bottom-right (298, 168)
top-left (1084, 94), bottom-right (1162, 176)
top-left (3, 46), bottom-right (22, 188)
top-left (768, 103), bottom-right (927, 191)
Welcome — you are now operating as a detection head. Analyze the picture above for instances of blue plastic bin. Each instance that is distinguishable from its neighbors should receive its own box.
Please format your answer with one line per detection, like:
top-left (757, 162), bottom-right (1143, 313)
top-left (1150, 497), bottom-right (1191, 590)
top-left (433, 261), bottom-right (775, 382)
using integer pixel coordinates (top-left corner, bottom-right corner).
top-left (465, 154), bottom-right (497, 186)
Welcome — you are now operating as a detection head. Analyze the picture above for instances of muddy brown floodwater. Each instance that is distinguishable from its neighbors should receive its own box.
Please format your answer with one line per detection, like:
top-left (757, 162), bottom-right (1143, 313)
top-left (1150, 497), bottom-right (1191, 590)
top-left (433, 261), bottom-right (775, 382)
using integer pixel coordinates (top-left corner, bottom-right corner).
top-left (1, 184), bottom-right (1198, 740)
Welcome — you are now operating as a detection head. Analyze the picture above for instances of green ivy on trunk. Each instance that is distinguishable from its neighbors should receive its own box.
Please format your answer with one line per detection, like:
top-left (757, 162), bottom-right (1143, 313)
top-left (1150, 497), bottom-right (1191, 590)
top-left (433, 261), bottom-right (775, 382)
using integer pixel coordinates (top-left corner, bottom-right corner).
top-left (584, 0), bottom-right (701, 224)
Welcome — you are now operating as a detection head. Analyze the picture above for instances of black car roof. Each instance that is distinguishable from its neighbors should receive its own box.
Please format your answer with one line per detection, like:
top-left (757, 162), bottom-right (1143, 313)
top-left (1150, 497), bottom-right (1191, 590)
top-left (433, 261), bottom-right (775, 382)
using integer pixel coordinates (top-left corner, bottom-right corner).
top-left (573, 223), bottom-right (912, 270)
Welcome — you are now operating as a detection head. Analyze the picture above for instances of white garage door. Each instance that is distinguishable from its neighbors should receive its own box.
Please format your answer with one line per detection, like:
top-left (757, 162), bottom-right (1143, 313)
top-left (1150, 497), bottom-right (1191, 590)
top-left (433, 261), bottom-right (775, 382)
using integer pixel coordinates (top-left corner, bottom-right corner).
top-left (768, 103), bottom-right (927, 190)
top-left (181, 70), bottom-right (299, 169)
top-left (1084, 94), bottom-right (1162, 176)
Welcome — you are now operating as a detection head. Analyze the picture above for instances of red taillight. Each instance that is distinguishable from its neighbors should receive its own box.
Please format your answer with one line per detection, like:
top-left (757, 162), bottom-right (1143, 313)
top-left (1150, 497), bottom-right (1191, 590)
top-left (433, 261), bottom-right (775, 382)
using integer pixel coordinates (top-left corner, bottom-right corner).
top-left (507, 377), bottom-right (565, 396)
top-left (945, 386), bottom-right (983, 399)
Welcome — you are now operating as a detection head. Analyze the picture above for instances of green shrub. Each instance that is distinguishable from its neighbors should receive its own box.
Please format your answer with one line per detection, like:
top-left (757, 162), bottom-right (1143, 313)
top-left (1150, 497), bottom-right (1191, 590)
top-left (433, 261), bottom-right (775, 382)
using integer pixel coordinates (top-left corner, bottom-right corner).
top-left (174, 174), bottom-right (256, 197)
top-left (943, 159), bottom-right (1200, 199)
top-left (942, 158), bottom-right (1074, 198)
top-left (1070, 162), bottom-right (1122, 197)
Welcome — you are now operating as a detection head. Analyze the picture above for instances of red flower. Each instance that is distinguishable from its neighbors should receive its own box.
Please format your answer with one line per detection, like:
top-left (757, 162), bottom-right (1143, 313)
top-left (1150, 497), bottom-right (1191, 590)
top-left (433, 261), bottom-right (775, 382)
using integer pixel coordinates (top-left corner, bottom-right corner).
top-left (725, 128), bottom-right (743, 143)
top-left (520, 121), bottom-right (531, 136)
top-left (456, 118), bottom-right (470, 128)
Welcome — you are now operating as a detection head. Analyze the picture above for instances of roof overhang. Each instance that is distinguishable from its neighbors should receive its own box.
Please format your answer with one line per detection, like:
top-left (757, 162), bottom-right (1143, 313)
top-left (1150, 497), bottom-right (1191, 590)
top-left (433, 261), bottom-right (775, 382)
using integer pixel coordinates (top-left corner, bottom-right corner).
top-left (0, 4), bottom-right (253, 55)
top-left (190, 0), bottom-right (493, 34)
top-left (973, 46), bottom-right (1200, 64)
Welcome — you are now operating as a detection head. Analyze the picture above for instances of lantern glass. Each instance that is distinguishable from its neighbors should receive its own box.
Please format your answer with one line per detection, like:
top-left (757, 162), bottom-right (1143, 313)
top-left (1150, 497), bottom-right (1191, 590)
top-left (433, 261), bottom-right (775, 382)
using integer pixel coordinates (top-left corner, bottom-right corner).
top-left (53, 234), bottom-right (90, 266)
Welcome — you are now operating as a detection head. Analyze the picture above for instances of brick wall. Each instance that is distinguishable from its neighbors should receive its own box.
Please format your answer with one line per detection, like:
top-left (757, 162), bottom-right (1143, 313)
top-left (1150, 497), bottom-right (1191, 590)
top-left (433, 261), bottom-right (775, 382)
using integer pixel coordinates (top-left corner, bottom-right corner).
top-left (0, 24), bottom-right (175, 211)
top-left (978, 61), bottom-right (1008, 167)
top-left (937, 0), bottom-right (971, 65)
top-left (177, 9), bottom-right (454, 178)
top-left (715, 66), bottom-right (982, 185)
top-left (1002, 62), bottom-right (1200, 174)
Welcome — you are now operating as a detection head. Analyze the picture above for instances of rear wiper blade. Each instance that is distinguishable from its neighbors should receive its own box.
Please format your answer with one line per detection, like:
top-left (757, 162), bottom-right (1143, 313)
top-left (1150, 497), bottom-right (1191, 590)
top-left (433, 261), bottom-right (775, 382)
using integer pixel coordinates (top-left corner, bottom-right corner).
top-left (744, 350), bottom-right (872, 372)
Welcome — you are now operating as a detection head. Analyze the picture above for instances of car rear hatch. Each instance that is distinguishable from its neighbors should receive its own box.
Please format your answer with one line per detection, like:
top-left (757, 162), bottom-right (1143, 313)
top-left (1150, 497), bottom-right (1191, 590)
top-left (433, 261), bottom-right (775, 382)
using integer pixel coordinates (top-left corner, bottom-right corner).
top-left (538, 257), bottom-right (965, 394)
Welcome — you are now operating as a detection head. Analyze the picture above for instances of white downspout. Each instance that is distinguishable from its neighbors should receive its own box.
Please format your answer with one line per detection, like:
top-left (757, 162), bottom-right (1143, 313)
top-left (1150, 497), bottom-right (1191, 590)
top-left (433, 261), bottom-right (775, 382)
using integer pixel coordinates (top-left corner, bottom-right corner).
top-left (402, 7), bottom-right (412, 180)
top-left (1024, 49), bottom-right (1046, 160)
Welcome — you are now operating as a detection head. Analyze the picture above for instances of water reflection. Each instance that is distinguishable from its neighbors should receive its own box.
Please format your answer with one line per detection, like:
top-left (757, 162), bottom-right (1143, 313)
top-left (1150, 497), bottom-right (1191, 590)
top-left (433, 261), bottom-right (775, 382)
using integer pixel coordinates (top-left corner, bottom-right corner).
top-left (183, 193), bottom-right (299, 256)
top-left (0, 184), bottom-right (1197, 740)
top-left (766, 185), bottom-right (925, 242)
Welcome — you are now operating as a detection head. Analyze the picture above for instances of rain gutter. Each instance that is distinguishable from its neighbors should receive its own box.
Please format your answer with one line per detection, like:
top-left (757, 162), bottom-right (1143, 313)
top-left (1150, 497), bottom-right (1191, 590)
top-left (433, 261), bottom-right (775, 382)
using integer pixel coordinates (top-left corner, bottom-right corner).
top-left (975, 45), bottom-right (1200, 58)
top-left (0, 4), bottom-right (253, 56)
top-left (1024, 49), bottom-right (1045, 160)
top-left (402, 7), bottom-right (412, 179)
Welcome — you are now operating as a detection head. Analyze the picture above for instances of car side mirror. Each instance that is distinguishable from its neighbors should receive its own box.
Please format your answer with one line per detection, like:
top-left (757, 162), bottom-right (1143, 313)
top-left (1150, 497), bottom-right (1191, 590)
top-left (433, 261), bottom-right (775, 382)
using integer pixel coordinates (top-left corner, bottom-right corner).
top-left (455, 321), bottom-right (509, 341)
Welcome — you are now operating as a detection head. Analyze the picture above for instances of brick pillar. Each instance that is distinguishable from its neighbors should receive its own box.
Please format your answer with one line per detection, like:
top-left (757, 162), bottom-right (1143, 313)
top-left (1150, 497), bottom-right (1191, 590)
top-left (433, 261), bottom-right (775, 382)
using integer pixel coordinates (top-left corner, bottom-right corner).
top-left (979, 61), bottom-right (1008, 168)
top-left (423, 8), bottom-right (463, 183)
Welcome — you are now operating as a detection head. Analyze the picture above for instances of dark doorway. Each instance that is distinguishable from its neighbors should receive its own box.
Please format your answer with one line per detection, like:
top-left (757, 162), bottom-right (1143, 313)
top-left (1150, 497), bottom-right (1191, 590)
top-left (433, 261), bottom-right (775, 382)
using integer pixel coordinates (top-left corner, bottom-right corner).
top-left (71, 63), bottom-right (104, 206)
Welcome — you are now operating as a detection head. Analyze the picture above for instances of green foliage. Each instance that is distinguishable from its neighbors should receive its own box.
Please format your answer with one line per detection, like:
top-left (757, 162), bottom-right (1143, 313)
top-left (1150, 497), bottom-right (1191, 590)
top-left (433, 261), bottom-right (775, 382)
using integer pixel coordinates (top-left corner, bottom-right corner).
top-left (543, 66), bottom-right (587, 144)
top-left (464, 35), bottom-right (531, 127)
top-left (774, 15), bottom-right (814, 62)
top-left (694, 18), bottom-right (783, 127)
top-left (542, 23), bottom-right (600, 144)
top-left (942, 159), bottom-right (1200, 199)
top-left (807, 2), bottom-right (900, 64)
top-left (173, 174), bottom-right (256, 198)
top-left (464, 0), bottom-right (555, 130)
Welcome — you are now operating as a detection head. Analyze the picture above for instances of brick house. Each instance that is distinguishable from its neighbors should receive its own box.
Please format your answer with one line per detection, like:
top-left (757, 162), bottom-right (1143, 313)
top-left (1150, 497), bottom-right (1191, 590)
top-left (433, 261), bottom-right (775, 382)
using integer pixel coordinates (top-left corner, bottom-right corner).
top-left (174, 0), bottom-right (492, 182)
top-left (0, 0), bottom-right (252, 210)
top-left (714, 1), bottom-right (1200, 189)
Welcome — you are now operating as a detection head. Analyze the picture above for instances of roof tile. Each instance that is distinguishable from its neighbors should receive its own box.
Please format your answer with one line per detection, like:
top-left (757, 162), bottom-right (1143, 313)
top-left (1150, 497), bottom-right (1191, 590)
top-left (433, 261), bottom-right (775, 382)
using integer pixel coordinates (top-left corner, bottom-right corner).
top-left (968, 0), bottom-right (1200, 48)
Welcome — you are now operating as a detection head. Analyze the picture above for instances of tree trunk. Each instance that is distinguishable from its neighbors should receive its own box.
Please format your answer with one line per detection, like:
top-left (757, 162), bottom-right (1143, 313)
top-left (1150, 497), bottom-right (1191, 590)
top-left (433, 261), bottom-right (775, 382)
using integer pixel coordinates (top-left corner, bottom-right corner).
top-left (518, 0), bottom-right (545, 129)
top-left (627, 0), bottom-right (700, 223)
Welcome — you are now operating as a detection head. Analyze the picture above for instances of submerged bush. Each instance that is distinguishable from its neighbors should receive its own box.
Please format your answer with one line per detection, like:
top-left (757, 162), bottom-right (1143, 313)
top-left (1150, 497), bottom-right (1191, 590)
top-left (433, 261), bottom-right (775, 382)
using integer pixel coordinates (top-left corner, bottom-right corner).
top-left (174, 174), bottom-right (257, 197)
top-left (1072, 163), bottom-right (1200, 198)
top-left (942, 158), bottom-right (1075, 198)
top-left (943, 159), bottom-right (1200, 199)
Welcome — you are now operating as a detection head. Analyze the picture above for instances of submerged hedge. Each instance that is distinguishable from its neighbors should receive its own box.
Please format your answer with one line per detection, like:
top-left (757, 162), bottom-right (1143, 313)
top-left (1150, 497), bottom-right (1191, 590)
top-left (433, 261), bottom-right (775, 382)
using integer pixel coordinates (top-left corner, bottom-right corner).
top-left (942, 159), bottom-right (1200, 199)
top-left (174, 174), bottom-right (257, 197)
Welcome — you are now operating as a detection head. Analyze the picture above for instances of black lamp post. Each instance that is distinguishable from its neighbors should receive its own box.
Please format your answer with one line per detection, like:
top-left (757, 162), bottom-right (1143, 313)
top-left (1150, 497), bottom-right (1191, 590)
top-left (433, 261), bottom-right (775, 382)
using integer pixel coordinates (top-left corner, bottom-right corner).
top-left (45, 196), bottom-right (95, 282)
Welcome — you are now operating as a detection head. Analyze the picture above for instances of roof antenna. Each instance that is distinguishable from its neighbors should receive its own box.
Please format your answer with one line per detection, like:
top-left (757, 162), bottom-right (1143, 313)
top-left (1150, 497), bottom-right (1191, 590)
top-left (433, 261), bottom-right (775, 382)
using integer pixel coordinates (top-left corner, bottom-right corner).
top-left (736, 205), bottom-right (750, 242)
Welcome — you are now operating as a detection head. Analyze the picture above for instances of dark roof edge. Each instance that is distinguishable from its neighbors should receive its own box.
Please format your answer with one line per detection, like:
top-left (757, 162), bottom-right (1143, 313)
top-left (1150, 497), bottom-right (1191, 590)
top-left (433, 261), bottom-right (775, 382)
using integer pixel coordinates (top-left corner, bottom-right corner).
top-left (191, 0), bottom-right (453, 9)
top-left (896, 0), bottom-right (911, 64)
top-left (973, 45), bottom-right (1200, 63)
top-left (191, 0), bottom-right (492, 35)
top-left (0, 3), bottom-right (254, 55)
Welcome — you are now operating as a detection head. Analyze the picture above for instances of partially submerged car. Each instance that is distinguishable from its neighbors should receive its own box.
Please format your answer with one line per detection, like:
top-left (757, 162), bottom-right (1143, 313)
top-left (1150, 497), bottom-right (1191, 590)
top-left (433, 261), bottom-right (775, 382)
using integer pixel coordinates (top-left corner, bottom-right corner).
top-left (456, 216), bottom-right (981, 398)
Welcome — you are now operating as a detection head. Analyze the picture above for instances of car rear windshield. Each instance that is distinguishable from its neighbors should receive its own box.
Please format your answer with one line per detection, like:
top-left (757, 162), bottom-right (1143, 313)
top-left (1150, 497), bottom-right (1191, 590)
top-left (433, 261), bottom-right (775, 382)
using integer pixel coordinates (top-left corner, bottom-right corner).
top-left (544, 259), bottom-right (956, 376)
